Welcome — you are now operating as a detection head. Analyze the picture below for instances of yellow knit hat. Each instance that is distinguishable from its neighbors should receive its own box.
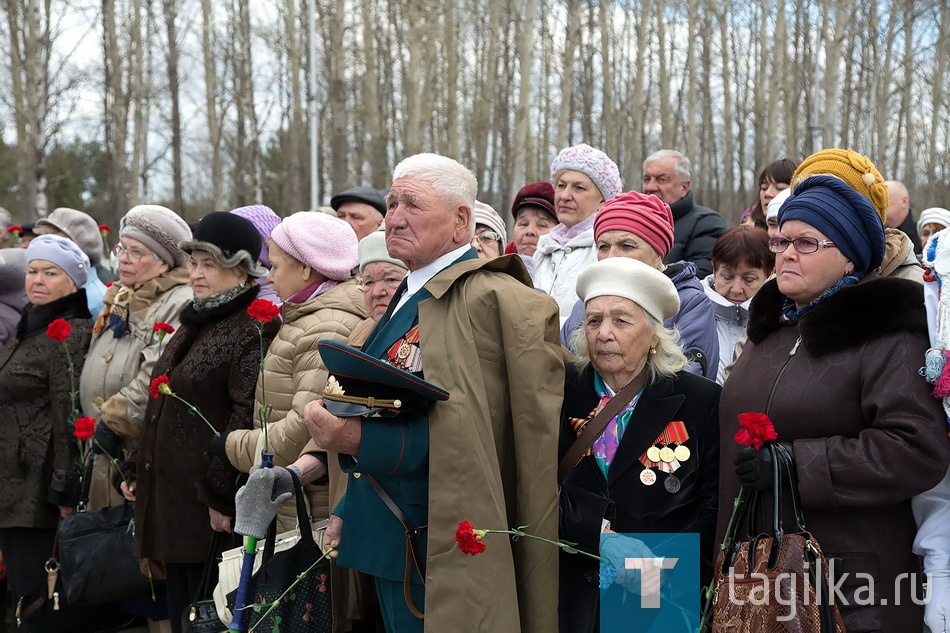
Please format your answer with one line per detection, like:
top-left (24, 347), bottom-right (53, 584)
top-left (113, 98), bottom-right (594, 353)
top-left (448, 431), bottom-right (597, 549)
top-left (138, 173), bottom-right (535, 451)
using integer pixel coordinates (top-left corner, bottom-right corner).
top-left (791, 149), bottom-right (889, 224)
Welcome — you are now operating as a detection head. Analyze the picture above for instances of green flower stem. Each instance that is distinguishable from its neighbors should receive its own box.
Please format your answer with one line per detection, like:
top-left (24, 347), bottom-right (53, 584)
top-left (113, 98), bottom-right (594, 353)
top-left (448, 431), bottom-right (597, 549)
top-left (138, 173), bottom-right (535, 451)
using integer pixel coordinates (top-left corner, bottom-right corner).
top-left (92, 438), bottom-right (133, 487)
top-left (168, 392), bottom-right (220, 437)
top-left (240, 547), bottom-right (335, 633)
top-left (699, 487), bottom-right (745, 632)
top-left (257, 326), bottom-right (269, 453)
top-left (146, 560), bottom-right (157, 602)
top-left (478, 529), bottom-right (606, 563)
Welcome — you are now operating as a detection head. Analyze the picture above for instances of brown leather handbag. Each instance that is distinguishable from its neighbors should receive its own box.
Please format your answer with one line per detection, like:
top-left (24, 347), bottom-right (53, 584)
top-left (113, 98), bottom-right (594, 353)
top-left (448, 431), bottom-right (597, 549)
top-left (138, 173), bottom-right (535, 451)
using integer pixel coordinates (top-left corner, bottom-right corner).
top-left (710, 444), bottom-right (846, 633)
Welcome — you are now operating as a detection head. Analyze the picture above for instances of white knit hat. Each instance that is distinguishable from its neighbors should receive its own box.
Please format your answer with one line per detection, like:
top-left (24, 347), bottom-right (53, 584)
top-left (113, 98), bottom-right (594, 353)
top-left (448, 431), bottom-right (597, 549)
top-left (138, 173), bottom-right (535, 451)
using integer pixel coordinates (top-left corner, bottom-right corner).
top-left (918, 207), bottom-right (950, 237)
top-left (766, 188), bottom-right (792, 223)
top-left (358, 231), bottom-right (407, 276)
top-left (576, 257), bottom-right (680, 323)
top-left (473, 201), bottom-right (507, 245)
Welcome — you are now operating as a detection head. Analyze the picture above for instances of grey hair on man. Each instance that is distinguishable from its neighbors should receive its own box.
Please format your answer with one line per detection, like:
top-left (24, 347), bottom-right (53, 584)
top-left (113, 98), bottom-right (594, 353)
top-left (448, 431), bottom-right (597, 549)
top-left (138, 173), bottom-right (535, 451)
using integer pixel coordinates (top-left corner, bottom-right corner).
top-left (391, 153), bottom-right (477, 236)
top-left (643, 149), bottom-right (692, 183)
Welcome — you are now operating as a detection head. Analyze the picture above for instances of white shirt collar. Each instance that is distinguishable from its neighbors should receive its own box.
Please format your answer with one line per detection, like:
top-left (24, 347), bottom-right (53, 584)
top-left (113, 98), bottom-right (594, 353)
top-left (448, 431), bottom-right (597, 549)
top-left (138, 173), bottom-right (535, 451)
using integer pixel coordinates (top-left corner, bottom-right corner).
top-left (392, 244), bottom-right (473, 315)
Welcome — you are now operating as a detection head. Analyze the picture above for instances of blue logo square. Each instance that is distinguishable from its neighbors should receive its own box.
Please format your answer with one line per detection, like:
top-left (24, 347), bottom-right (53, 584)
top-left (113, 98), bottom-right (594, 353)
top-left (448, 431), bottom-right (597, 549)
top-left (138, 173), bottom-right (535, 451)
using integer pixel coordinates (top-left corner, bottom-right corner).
top-left (599, 532), bottom-right (700, 633)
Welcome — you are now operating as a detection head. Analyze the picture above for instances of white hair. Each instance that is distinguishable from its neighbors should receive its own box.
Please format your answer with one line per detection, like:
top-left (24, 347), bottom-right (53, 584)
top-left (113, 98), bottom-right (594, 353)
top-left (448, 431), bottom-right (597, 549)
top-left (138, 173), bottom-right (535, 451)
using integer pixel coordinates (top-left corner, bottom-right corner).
top-left (569, 307), bottom-right (688, 385)
top-left (393, 152), bottom-right (477, 211)
top-left (643, 149), bottom-right (691, 183)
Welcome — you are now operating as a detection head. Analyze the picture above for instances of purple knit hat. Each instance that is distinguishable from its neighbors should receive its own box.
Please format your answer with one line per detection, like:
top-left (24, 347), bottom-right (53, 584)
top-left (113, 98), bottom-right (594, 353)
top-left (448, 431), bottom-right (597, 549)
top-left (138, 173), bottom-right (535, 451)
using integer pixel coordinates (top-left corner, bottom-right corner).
top-left (270, 211), bottom-right (359, 281)
top-left (231, 205), bottom-right (281, 268)
top-left (550, 143), bottom-right (623, 202)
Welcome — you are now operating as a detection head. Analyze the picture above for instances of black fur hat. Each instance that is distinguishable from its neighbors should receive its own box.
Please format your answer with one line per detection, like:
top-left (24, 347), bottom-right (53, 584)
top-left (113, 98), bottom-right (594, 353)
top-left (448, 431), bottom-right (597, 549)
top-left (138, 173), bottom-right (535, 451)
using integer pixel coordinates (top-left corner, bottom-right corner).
top-left (178, 212), bottom-right (267, 277)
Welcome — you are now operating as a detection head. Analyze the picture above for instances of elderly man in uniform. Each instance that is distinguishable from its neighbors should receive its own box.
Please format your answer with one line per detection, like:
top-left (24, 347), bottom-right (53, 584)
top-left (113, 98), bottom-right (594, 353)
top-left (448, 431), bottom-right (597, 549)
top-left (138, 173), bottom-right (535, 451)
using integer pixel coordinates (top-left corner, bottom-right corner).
top-left (297, 153), bottom-right (563, 633)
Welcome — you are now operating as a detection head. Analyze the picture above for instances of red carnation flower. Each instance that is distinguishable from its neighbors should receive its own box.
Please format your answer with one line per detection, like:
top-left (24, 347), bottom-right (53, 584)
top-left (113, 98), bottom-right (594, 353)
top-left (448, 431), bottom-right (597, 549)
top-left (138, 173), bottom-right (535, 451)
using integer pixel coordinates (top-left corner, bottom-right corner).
top-left (153, 322), bottom-right (175, 335)
top-left (73, 417), bottom-right (96, 441)
top-left (455, 520), bottom-right (487, 556)
top-left (150, 374), bottom-right (171, 399)
top-left (46, 319), bottom-right (72, 343)
top-left (735, 412), bottom-right (778, 450)
top-left (98, 224), bottom-right (111, 235)
top-left (105, 281), bottom-right (114, 288)
top-left (6, 225), bottom-right (23, 235)
top-left (247, 299), bottom-right (280, 323)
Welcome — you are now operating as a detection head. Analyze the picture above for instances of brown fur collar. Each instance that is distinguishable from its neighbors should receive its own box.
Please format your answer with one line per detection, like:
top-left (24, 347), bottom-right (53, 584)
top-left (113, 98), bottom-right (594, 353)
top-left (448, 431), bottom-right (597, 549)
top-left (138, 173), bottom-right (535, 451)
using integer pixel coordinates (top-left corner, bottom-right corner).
top-left (747, 275), bottom-right (928, 357)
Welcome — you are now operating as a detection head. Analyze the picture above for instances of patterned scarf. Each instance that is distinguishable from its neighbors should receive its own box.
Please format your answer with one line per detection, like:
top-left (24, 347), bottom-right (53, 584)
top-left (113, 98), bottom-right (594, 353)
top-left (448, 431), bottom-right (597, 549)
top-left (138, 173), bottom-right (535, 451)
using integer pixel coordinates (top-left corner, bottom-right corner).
top-left (591, 371), bottom-right (645, 477)
top-left (780, 273), bottom-right (863, 325)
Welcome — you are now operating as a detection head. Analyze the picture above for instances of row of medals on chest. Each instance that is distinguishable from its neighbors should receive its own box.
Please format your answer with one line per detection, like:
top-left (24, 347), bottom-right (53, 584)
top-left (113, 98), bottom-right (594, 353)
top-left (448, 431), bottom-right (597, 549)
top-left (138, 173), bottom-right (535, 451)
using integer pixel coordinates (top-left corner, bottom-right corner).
top-left (641, 443), bottom-right (690, 493)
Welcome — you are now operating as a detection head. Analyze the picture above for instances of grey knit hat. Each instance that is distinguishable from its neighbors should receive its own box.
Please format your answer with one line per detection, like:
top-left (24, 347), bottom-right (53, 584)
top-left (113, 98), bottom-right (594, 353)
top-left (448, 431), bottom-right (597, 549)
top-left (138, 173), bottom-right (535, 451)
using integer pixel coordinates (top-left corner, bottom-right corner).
top-left (26, 235), bottom-right (90, 287)
top-left (120, 205), bottom-right (192, 268)
top-left (35, 207), bottom-right (104, 265)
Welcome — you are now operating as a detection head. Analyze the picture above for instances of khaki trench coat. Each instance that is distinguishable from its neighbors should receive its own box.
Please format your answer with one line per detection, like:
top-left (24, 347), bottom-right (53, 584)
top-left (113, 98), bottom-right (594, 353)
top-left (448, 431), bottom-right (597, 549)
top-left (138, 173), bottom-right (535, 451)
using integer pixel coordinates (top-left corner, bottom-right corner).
top-left (415, 255), bottom-right (564, 633)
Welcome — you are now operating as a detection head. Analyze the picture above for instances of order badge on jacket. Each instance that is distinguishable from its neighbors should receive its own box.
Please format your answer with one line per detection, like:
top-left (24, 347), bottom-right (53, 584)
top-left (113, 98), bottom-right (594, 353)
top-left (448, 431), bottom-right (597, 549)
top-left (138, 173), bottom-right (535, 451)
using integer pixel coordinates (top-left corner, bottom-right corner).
top-left (599, 533), bottom-right (699, 633)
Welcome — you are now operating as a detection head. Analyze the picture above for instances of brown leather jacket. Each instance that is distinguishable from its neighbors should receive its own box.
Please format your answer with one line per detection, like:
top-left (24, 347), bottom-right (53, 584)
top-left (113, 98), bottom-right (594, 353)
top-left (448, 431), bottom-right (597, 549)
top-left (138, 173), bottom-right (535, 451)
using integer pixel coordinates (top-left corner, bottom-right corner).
top-left (718, 275), bottom-right (950, 633)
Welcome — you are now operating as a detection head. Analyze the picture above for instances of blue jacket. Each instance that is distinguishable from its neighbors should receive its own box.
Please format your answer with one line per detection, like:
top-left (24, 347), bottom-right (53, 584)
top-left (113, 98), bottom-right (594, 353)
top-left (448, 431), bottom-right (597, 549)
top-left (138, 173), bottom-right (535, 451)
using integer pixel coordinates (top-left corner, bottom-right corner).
top-left (561, 260), bottom-right (719, 379)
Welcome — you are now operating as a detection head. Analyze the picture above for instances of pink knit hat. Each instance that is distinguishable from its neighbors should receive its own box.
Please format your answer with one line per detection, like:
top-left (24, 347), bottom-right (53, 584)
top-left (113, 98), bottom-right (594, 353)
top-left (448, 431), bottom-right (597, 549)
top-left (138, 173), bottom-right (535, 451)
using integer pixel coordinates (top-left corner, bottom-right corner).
top-left (270, 211), bottom-right (359, 281)
top-left (594, 190), bottom-right (674, 258)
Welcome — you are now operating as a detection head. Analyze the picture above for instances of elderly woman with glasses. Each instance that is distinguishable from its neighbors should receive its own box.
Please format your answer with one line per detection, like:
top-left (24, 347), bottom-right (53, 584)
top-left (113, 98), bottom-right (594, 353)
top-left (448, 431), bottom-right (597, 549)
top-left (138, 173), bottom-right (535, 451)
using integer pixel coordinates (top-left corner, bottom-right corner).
top-left (716, 176), bottom-right (950, 632)
top-left (79, 205), bottom-right (194, 511)
top-left (471, 201), bottom-right (507, 259)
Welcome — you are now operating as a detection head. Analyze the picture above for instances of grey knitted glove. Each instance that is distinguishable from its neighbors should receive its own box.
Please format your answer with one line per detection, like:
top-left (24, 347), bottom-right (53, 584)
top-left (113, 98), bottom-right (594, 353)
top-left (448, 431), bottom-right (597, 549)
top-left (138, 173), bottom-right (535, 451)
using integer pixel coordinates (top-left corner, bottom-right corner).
top-left (234, 466), bottom-right (295, 539)
top-left (600, 534), bottom-right (655, 593)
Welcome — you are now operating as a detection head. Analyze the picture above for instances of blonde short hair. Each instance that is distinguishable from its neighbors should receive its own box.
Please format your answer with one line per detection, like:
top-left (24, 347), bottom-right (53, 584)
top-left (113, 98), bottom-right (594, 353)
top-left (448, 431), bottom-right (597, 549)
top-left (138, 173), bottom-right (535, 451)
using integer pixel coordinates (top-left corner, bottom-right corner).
top-left (570, 306), bottom-right (687, 385)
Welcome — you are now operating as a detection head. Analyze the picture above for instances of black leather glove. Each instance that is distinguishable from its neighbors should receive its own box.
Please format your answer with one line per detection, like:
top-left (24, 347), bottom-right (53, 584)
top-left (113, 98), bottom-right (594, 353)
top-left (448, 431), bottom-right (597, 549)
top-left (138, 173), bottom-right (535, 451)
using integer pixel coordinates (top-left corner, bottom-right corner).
top-left (734, 446), bottom-right (774, 491)
top-left (735, 443), bottom-right (795, 491)
top-left (93, 421), bottom-right (121, 457)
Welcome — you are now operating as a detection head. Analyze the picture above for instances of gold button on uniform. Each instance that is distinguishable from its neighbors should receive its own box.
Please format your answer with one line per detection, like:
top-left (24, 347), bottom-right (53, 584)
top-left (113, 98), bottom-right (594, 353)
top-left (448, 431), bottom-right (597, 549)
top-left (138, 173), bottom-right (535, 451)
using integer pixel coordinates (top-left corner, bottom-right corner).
top-left (103, 351), bottom-right (114, 363)
top-left (353, 472), bottom-right (362, 479)
top-left (94, 396), bottom-right (104, 408)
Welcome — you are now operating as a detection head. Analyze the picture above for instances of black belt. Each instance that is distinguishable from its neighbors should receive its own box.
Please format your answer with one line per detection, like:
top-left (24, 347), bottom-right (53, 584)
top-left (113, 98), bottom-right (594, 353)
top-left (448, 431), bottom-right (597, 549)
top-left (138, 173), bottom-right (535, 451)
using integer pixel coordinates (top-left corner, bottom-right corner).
top-left (365, 474), bottom-right (427, 619)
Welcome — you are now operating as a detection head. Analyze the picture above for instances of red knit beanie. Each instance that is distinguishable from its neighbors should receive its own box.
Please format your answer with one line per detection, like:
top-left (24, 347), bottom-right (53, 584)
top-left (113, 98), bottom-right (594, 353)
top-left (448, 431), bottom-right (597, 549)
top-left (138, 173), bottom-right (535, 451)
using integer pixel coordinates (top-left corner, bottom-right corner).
top-left (593, 191), bottom-right (674, 258)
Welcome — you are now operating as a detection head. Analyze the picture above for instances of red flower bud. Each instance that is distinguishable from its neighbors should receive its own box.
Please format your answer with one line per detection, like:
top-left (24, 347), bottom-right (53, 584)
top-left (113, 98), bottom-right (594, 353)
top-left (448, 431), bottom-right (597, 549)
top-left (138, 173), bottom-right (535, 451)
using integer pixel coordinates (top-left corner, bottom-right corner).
top-left (153, 322), bottom-right (175, 335)
top-left (455, 520), bottom-right (487, 556)
top-left (150, 374), bottom-right (171, 399)
top-left (46, 319), bottom-right (72, 343)
top-left (6, 225), bottom-right (23, 235)
top-left (98, 224), bottom-right (111, 235)
top-left (247, 299), bottom-right (280, 323)
top-left (74, 417), bottom-right (96, 441)
top-left (735, 412), bottom-right (778, 449)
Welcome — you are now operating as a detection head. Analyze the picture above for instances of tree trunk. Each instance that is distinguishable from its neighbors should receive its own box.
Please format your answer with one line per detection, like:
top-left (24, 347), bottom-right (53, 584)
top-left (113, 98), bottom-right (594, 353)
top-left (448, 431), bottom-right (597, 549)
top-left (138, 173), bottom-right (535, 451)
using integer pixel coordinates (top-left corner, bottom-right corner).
top-left (163, 0), bottom-right (184, 212)
top-left (508, 0), bottom-right (539, 202)
top-left (556, 0), bottom-right (581, 150)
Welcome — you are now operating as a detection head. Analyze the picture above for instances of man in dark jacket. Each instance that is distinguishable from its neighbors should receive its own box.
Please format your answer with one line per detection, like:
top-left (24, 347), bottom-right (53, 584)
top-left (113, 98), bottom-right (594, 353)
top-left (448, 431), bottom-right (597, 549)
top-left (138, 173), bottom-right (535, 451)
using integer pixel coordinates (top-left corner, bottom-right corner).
top-left (641, 150), bottom-right (726, 277)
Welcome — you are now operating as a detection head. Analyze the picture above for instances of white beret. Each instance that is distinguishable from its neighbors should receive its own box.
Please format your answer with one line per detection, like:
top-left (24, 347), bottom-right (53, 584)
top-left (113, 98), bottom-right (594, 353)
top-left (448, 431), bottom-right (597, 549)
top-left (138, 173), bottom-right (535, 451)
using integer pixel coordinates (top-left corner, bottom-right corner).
top-left (576, 257), bottom-right (680, 323)
top-left (766, 188), bottom-right (792, 222)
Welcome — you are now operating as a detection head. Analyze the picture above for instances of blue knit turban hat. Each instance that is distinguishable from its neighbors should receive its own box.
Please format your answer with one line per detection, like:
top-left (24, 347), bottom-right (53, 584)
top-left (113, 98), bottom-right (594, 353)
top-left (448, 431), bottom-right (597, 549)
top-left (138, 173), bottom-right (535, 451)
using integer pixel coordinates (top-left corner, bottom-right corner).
top-left (778, 175), bottom-right (885, 273)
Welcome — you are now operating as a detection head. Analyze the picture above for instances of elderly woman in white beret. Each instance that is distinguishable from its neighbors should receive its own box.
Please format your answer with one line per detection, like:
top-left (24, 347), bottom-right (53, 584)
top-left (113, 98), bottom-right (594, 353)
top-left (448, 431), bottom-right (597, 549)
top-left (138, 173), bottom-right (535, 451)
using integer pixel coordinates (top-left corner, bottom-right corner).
top-left (79, 205), bottom-right (194, 512)
top-left (0, 235), bottom-right (94, 632)
top-left (558, 257), bottom-right (721, 633)
top-left (471, 201), bottom-right (508, 259)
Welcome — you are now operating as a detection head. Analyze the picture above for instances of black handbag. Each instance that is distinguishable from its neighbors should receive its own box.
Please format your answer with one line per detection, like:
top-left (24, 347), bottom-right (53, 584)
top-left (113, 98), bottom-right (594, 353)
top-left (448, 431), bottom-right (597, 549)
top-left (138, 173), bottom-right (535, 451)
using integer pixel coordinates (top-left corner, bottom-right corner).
top-left (226, 469), bottom-right (332, 633)
top-left (54, 456), bottom-right (151, 606)
top-left (183, 535), bottom-right (228, 633)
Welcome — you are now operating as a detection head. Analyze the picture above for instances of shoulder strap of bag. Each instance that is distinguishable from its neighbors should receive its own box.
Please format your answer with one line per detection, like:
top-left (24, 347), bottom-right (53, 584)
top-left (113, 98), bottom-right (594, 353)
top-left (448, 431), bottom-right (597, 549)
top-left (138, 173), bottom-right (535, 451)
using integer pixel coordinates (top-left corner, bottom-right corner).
top-left (558, 379), bottom-right (642, 484)
top-left (192, 532), bottom-right (221, 604)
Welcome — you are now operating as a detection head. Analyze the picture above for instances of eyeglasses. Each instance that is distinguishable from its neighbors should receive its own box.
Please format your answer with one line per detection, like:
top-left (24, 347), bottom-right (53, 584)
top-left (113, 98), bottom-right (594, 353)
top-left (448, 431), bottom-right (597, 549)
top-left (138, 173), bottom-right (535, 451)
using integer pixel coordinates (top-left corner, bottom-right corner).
top-left (474, 231), bottom-right (500, 244)
top-left (768, 236), bottom-right (837, 254)
top-left (113, 243), bottom-right (155, 262)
